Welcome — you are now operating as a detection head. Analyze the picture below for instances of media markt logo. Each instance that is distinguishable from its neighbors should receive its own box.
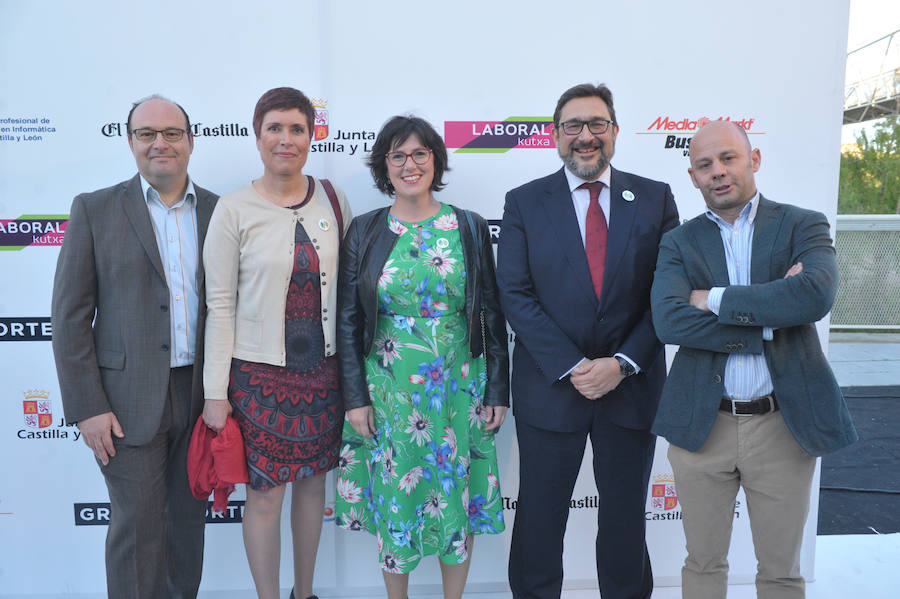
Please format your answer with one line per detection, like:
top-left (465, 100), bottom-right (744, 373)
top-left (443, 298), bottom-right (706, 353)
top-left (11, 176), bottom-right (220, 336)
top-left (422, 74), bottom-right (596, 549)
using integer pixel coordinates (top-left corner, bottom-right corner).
top-left (23, 389), bottom-right (52, 429)
top-left (0, 215), bottom-right (67, 250)
top-left (636, 115), bottom-right (762, 157)
top-left (444, 118), bottom-right (556, 153)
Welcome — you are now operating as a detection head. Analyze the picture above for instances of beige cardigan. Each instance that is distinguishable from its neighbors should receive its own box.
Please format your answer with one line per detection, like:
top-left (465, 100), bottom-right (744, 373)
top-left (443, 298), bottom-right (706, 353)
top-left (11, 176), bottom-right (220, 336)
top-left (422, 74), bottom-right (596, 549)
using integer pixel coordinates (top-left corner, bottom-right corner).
top-left (203, 179), bottom-right (352, 399)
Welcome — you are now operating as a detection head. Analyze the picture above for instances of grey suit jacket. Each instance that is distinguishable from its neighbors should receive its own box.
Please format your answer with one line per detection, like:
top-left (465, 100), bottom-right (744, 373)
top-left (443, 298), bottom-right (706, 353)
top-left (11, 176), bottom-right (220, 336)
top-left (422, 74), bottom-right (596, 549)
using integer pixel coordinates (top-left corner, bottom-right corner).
top-left (52, 174), bottom-right (217, 446)
top-left (650, 196), bottom-right (857, 456)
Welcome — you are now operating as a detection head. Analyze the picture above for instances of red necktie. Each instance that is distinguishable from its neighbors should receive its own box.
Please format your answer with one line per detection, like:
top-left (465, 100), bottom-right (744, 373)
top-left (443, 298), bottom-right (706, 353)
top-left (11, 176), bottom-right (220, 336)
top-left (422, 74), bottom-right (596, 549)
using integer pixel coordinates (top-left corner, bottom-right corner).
top-left (579, 181), bottom-right (607, 300)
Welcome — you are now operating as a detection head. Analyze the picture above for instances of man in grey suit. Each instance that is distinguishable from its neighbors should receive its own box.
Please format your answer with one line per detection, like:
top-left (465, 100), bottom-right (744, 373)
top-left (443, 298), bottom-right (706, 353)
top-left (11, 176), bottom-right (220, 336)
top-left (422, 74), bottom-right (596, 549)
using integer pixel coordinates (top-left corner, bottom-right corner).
top-left (651, 120), bottom-right (856, 598)
top-left (52, 95), bottom-right (218, 599)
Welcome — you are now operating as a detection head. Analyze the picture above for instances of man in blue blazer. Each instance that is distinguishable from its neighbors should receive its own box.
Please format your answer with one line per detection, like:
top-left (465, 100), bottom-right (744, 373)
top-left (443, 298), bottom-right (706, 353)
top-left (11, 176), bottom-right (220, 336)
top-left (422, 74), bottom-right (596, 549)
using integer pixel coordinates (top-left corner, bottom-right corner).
top-left (497, 83), bottom-right (679, 599)
top-left (651, 121), bottom-right (857, 598)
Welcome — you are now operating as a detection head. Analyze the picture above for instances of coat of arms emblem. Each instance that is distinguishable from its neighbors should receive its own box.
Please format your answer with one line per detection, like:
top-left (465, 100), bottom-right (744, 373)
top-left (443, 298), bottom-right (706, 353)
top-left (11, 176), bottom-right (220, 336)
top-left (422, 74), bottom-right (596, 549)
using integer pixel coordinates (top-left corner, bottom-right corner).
top-left (23, 389), bottom-right (52, 429)
top-left (651, 473), bottom-right (678, 511)
top-left (312, 98), bottom-right (328, 141)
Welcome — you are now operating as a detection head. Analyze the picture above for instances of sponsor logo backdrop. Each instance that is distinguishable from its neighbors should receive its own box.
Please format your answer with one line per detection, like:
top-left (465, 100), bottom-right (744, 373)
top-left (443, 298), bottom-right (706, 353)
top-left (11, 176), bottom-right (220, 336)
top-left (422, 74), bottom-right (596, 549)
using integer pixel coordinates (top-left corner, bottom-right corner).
top-left (0, 0), bottom-right (846, 595)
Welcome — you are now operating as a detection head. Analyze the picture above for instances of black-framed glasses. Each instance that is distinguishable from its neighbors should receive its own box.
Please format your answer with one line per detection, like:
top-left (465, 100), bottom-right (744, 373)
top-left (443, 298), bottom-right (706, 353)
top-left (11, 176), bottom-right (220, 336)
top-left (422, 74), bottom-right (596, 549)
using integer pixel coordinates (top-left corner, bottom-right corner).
top-left (130, 127), bottom-right (188, 143)
top-left (559, 119), bottom-right (615, 136)
top-left (386, 148), bottom-right (432, 168)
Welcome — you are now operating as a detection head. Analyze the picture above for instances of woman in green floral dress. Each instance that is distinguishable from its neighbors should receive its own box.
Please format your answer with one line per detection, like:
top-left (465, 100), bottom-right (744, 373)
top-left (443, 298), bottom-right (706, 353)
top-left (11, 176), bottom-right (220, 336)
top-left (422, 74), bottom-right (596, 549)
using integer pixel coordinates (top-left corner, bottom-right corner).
top-left (335, 116), bottom-right (509, 599)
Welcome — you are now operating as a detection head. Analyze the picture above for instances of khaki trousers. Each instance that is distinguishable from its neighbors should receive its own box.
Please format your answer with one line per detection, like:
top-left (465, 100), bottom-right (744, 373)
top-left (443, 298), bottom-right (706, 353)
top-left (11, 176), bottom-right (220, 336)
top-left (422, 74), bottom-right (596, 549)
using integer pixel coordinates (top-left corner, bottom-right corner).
top-left (668, 410), bottom-right (816, 599)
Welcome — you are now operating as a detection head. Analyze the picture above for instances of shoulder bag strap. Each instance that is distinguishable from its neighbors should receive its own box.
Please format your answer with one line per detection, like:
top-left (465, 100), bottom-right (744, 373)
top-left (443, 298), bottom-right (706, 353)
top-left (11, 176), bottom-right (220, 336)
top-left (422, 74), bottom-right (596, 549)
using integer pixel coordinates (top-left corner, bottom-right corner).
top-left (320, 178), bottom-right (343, 245)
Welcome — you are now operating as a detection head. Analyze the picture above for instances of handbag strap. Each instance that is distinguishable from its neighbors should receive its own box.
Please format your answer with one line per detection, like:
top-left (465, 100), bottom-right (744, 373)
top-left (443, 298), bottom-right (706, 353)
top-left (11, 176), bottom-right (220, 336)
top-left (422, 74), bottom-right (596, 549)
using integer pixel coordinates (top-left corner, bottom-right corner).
top-left (320, 178), bottom-right (344, 245)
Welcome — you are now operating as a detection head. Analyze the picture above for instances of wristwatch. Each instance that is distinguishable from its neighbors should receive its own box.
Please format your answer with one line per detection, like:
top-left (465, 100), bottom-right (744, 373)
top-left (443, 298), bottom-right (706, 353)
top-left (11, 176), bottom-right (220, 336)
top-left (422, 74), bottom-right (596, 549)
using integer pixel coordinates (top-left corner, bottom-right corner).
top-left (615, 356), bottom-right (636, 377)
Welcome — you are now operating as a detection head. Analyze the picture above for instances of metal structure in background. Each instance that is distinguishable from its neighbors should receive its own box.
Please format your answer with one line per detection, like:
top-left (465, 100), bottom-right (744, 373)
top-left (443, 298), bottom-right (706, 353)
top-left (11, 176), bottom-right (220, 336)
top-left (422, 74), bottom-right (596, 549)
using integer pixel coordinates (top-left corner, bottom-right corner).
top-left (832, 215), bottom-right (900, 330)
top-left (844, 29), bottom-right (900, 124)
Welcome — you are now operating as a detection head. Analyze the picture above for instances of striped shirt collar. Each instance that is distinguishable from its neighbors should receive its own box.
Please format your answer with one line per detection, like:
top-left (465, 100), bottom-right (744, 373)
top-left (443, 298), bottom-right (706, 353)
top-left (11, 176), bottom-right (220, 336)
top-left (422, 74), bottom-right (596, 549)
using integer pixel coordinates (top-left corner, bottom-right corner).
top-left (705, 191), bottom-right (760, 228)
top-left (139, 175), bottom-right (196, 208)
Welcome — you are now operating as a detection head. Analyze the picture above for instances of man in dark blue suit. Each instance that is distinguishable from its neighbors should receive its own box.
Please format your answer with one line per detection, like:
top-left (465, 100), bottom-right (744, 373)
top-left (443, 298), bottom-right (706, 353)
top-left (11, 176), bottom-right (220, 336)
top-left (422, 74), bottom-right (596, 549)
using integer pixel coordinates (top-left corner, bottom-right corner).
top-left (497, 83), bottom-right (679, 599)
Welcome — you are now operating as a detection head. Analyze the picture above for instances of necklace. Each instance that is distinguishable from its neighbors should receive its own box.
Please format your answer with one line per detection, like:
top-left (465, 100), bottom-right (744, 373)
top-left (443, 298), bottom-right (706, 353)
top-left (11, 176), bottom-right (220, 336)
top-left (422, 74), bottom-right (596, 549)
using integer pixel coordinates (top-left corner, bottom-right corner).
top-left (410, 224), bottom-right (423, 258)
top-left (254, 175), bottom-right (311, 208)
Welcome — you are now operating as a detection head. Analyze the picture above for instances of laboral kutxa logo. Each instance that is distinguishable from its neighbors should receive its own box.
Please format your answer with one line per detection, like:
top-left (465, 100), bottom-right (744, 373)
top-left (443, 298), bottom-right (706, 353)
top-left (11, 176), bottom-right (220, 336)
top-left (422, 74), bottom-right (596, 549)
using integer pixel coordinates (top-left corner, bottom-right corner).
top-left (0, 215), bottom-right (67, 250)
top-left (444, 117), bottom-right (556, 153)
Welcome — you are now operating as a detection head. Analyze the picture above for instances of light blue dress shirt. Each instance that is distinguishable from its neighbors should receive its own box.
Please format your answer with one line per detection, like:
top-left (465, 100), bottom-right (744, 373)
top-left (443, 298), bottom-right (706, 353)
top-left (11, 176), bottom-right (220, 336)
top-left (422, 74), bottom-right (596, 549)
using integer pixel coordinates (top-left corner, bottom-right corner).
top-left (704, 193), bottom-right (775, 401)
top-left (140, 176), bottom-right (200, 368)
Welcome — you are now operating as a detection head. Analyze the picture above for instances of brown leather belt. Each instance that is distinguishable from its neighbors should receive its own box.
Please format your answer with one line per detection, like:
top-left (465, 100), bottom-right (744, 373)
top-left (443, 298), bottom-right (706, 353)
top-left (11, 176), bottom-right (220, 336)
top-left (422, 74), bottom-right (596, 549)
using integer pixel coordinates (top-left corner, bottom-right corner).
top-left (720, 394), bottom-right (778, 416)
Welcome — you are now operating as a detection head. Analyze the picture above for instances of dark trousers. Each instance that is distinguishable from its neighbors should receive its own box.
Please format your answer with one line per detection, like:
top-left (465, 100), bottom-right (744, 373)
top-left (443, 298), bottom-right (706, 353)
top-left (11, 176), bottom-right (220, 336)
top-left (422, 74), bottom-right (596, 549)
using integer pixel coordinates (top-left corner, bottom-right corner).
top-left (509, 411), bottom-right (655, 599)
top-left (99, 366), bottom-right (207, 599)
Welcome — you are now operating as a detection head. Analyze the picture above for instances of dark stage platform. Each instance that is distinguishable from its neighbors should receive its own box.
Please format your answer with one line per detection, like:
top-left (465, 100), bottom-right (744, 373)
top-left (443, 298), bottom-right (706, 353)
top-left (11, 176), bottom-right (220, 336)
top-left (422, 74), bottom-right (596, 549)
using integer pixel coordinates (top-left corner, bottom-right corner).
top-left (818, 386), bottom-right (900, 535)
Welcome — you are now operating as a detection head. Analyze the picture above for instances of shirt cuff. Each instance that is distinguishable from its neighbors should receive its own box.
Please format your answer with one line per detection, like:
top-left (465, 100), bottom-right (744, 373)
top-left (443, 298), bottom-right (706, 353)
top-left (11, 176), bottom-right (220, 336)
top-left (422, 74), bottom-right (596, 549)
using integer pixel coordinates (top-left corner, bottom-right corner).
top-left (763, 326), bottom-right (774, 341)
top-left (614, 352), bottom-right (641, 374)
top-left (560, 357), bottom-right (586, 380)
top-left (707, 287), bottom-right (725, 315)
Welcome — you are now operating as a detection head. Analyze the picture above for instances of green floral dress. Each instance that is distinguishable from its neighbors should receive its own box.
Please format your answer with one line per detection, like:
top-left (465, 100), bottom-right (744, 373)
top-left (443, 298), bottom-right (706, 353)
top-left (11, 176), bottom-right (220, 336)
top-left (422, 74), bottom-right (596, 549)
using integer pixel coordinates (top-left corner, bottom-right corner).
top-left (335, 204), bottom-right (505, 573)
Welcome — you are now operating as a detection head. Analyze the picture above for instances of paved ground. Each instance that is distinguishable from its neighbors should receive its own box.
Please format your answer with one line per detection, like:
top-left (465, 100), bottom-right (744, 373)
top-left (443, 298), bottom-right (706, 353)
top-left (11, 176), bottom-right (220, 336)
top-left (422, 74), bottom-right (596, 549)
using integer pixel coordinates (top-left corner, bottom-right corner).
top-left (828, 332), bottom-right (900, 387)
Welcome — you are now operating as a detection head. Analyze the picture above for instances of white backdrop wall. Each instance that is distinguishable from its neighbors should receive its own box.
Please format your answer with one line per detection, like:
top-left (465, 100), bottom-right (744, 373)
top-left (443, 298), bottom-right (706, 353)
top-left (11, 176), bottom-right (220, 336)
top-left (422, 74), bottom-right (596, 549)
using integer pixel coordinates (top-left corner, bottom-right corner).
top-left (0, 0), bottom-right (849, 595)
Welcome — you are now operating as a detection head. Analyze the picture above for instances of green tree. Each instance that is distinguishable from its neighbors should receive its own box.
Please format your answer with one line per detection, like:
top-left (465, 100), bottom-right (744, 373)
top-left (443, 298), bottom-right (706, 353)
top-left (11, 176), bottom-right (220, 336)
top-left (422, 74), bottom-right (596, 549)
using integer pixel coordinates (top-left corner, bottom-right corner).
top-left (839, 116), bottom-right (900, 214)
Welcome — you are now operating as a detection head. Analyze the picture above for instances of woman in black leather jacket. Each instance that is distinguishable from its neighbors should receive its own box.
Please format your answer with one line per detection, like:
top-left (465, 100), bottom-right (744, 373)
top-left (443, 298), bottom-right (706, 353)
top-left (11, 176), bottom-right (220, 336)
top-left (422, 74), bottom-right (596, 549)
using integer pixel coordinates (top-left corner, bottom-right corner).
top-left (334, 115), bottom-right (509, 599)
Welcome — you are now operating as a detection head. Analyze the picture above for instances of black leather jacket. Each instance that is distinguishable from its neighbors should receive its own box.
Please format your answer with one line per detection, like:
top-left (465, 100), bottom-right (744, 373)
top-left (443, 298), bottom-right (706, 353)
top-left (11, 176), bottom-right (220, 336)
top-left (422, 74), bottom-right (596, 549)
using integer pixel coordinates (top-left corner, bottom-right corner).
top-left (337, 205), bottom-right (510, 410)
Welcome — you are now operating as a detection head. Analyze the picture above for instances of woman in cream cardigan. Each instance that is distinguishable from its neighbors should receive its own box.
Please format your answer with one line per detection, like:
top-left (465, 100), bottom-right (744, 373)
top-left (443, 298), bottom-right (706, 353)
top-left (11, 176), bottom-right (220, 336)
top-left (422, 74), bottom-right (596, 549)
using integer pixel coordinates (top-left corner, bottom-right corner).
top-left (202, 87), bottom-right (351, 599)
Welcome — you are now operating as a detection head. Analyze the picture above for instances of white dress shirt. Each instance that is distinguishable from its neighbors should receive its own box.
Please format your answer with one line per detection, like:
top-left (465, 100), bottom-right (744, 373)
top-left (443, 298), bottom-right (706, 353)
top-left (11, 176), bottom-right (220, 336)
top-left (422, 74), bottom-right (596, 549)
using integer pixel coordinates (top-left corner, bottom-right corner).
top-left (560, 166), bottom-right (640, 377)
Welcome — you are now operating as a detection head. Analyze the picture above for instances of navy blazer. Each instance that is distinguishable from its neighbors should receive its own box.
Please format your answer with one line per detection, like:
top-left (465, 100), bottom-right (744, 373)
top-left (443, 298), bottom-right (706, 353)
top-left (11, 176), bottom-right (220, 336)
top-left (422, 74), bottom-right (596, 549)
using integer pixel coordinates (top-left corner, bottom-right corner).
top-left (497, 166), bottom-right (679, 432)
top-left (650, 196), bottom-right (857, 456)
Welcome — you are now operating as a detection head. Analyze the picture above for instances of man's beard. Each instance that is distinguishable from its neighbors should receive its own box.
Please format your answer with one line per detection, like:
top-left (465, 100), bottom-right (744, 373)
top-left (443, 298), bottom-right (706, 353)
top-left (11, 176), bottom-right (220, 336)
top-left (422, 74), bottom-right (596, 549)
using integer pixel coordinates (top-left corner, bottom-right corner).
top-left (560, 139), bottom-right (613, 180)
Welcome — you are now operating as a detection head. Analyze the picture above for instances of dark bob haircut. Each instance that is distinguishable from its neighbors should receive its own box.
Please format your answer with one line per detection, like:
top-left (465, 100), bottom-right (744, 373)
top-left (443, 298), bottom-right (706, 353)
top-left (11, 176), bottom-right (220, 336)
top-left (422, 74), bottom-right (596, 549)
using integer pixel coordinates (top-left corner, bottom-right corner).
top-left (553, 83), bottom-right (617, 128)
top-left (126, 94), bottom-right (191, 135)
top-left (252, 87), bottom-right (316, 139)
top-left (366, 115), bottom-right (449, 196)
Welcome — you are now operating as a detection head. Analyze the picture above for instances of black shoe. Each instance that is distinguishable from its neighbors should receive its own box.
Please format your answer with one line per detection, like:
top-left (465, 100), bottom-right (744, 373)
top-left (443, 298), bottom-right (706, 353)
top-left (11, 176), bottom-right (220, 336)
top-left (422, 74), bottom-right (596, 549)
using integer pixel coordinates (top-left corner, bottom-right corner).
top-left (289, 589), bottom-right (318, 599)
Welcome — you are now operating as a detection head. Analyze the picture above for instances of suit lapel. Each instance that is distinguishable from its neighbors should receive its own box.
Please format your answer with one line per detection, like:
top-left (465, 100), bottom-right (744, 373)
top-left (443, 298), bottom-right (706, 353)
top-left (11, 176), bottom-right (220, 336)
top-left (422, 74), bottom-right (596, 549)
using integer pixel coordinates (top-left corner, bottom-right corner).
top-left (696, 217), bottom-right (731, 288)
top-left (195, 186), bottom-right (216, 291)
top-left (542, 168), bottom-right (596, 303)
top-left (122, 174), bottom-right (166, 281)
top-left (751, 195), bottom-right (784, 284)
top-left (195, 187), bottom-right (214, 248)
top-left (603, 168), bottom-right (637, 303)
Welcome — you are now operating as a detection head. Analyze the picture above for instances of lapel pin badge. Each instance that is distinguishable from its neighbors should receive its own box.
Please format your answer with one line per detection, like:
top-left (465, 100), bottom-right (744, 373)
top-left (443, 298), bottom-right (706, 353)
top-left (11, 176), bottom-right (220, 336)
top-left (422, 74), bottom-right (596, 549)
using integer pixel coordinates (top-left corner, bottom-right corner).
top-left (622, 190), bottom-right (635, 202)
top-left (318, 218), bottom-right (331, 231)
top-left (436, 237), bottom-right (449, 249)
